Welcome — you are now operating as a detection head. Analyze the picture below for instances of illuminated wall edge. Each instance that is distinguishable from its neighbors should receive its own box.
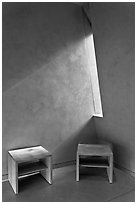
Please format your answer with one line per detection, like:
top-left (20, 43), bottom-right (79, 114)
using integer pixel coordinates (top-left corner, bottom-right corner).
top-left (85, 34), bottom-right (103, 118)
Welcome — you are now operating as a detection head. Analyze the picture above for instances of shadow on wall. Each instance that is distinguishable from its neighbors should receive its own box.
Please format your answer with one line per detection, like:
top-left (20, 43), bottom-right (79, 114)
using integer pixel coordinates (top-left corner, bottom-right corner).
top-left (2, 2), bottom-right (94, 177)
top-left (95, 127), bottom-right (135, 172)
top-left (53, 118), bottom-right (97, 164)
top-left (2, 2), bottom-right (91, 92)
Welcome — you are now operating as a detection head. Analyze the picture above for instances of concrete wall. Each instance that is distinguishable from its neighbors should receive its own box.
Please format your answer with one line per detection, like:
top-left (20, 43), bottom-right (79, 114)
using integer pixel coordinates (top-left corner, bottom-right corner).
top-left (2, 3), bottom-right (96, 176)
top-left (88, 3), bottom-right (135, 172)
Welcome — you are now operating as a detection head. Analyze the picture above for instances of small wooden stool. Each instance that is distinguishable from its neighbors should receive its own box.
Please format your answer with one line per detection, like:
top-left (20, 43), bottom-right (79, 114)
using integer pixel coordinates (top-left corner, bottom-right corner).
top-left (8, 146), bottom-right (52, 194)
top-left (76, 144), bottom-right (113, 183)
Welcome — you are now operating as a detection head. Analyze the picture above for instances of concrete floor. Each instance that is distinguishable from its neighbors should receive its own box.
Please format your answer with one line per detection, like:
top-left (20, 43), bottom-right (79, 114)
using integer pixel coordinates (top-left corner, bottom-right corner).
top-left (2, 165), bottom-right (135, 202)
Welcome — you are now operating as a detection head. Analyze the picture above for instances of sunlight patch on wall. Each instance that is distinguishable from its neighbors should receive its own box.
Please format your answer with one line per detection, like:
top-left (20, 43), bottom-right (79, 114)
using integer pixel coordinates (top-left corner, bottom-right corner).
top-left (85, 34), bottom-right (103, 117)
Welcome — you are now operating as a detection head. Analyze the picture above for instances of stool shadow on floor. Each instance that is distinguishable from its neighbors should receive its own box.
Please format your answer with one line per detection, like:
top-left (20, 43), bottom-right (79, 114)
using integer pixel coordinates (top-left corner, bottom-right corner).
top-left (18, 173), bottom-right (50, 193)
top-left (79, 167), bottom-right (116, 183)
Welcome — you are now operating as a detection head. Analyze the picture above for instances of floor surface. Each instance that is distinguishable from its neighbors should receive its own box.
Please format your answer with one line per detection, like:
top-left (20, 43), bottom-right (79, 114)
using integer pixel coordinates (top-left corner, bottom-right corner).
top-left (2, 165), bottom-right (135, 202)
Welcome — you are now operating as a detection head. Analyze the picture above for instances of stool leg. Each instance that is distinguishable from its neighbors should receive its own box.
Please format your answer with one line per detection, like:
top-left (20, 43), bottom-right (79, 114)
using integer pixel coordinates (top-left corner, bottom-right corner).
top-left (8, 154), bottom-right (18, 194)
top-left (76, 152), bottom-right (79, 181)
top-left (107, 154), bottom-right (113, 183)
top-left (40, 156), bottom-right (52, 184)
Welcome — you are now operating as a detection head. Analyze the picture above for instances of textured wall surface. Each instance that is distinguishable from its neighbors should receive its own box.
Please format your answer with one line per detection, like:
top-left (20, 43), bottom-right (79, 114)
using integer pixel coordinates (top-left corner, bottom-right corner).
top-left (88, 3), bottom-right (135, 172)
top-left (2, 3), bottom-right (96, 175)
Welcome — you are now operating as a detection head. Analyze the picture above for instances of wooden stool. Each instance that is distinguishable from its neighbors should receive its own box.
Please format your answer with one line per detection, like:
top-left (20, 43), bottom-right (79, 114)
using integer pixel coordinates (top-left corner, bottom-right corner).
top-left (8, 146), bottom-right (52, 194)
top-left (76, 144), bottom-right (113, 183)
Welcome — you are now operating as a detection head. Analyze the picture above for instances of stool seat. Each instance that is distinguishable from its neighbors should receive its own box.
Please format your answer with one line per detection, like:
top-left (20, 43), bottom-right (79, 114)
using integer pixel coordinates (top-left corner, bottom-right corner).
top-left (76, 144), bottom-right (113, 183)
top-left (78, 144), bottom-right (113, 156)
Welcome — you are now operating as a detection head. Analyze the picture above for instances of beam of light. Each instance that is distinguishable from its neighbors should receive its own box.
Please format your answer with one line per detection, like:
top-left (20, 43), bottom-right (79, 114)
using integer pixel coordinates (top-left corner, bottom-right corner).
top-left (85, 34), bottom-right (103, 117)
